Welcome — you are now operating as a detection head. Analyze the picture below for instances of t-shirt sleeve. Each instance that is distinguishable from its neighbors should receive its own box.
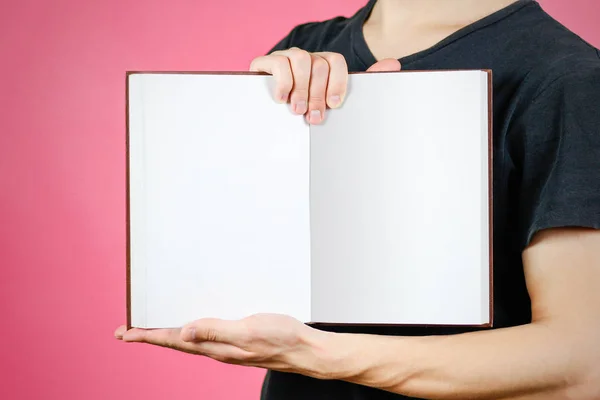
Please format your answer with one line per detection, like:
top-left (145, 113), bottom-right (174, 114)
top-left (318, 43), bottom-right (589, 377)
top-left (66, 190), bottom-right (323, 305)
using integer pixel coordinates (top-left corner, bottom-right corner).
top-left (512, 66), bottom-right (600, 249)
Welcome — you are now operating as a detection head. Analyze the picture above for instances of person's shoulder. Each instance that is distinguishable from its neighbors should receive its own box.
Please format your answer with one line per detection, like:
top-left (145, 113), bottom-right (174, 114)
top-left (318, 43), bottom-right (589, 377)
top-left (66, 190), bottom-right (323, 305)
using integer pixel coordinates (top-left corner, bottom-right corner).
top-left (502, 6), bottom-right (600, 249)
top-left (517, 3), bottom-right (600, 93)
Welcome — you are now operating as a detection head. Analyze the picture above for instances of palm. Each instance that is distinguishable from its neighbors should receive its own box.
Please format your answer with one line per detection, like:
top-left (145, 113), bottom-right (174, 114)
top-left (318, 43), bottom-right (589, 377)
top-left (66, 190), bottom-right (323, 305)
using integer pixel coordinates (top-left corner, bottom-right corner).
top-left (115, 313), bottom-right (317, 370)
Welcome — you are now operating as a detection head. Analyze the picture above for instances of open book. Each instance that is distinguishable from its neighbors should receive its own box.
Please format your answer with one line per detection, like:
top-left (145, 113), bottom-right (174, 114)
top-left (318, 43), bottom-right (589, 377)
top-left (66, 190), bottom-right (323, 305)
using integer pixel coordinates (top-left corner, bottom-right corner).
top-left (126, 70), bottom-right (493, 329)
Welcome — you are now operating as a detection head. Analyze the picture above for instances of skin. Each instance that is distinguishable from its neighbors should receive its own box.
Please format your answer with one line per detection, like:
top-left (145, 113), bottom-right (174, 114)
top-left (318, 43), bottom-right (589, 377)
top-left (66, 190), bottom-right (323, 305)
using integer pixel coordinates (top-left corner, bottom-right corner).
top-left (248, 51), bottom-right (401, 124)
top-left (115, 1), bottom-right (600, 398)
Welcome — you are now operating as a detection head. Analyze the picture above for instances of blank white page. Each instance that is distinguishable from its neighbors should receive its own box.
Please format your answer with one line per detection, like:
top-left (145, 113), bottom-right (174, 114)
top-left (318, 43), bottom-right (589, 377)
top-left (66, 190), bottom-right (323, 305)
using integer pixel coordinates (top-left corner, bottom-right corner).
top-left (128, 73), bottom-right (311, 328)
top-left (310, 71), bottom-right (490, 325)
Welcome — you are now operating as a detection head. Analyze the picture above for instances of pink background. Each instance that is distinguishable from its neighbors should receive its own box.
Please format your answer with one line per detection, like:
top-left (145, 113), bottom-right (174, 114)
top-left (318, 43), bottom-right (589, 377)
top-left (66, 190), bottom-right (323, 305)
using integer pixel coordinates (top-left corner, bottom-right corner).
top-left (1, 1), bottom-right (598, 399)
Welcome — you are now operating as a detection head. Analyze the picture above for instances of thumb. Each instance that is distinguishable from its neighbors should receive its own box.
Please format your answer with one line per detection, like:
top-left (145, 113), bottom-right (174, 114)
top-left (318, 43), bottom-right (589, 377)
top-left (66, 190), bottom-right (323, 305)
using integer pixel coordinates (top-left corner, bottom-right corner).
top-left (366, 58), bottom-right (402, 72)
top-left (181, 318), bottom-right (247, 344)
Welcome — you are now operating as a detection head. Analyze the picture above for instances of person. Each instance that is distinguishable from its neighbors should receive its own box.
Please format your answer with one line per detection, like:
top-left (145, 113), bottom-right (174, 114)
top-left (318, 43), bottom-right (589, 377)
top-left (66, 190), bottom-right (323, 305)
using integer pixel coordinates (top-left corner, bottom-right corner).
top-left (115, 0), bottom-right (600, 399)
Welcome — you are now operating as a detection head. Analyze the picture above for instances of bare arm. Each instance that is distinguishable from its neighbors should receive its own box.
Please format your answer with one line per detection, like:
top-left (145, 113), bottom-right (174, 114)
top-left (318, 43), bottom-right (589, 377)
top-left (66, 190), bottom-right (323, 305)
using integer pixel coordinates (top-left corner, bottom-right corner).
top-left (115, 50), bottom-right (600, 400)
top-left (326, 228), bottom-right (600, 399)
top-left (116, 229), bottom-right (600, 400)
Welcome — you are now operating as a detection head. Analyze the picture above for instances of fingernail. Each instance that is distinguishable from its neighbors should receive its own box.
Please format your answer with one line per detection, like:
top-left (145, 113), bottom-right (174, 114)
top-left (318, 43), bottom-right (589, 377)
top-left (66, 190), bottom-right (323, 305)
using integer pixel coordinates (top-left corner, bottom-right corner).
top-left (114, 326), bottom-right (126, 339)
top-left (309, 110), bottom-right (321, 124)
top-left (279, 93), bottom-right (288, 103)
top-left (294, 100), bottom-right (307, 114)
top-left (329, 95), bottom-right (341, 108)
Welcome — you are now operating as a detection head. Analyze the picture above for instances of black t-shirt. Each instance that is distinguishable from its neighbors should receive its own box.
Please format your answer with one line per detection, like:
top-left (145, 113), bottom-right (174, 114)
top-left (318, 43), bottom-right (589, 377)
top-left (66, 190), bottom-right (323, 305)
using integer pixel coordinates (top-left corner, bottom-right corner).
top-left (260, 1), bottom-right (600, 399)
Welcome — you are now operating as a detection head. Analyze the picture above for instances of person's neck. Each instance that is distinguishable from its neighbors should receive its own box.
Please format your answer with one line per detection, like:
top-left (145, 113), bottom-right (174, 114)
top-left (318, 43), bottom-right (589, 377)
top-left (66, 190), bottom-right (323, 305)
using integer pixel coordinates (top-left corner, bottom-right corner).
top-left (368, 0), bottom-right (519, 32)
top-left (363, 0), bottom-right (520, 60)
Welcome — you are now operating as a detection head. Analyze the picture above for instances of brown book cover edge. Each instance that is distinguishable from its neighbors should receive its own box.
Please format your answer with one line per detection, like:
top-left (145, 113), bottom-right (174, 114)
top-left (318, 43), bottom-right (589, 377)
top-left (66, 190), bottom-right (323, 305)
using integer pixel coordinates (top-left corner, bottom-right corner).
top-left (487, 69), bottom-right (494, 328)
top-left (125, 69), bottom-right (494, 329)
top-left (126, 72), bottom-right (132, 330)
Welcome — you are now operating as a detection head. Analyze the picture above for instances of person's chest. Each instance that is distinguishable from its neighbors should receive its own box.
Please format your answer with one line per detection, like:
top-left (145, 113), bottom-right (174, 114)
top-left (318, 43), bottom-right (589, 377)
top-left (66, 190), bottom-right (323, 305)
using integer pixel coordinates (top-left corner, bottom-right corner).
top-left (321, 28), bottom-right (535, 288)
top-left (325, 35), bottom-right (528, 237)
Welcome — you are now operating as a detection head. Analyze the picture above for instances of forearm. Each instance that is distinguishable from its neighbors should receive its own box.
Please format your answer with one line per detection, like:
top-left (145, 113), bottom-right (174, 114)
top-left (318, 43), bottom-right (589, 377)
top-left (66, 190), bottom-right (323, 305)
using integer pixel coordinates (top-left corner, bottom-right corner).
top-left (318, 322), bottom-right (596, 400)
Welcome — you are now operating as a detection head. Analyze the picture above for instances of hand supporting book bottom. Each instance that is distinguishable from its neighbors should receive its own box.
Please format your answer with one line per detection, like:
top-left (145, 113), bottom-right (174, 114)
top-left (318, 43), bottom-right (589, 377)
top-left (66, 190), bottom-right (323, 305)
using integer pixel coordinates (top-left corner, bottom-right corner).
top-left (114, 313), bottom-right (347, 380)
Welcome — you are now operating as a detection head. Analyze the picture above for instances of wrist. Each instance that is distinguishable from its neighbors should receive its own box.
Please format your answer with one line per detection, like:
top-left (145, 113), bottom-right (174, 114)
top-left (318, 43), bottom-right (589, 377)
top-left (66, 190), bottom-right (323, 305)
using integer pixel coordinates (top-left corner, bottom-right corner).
top-left (309, 330), bottom-right (420, 390)
top-left (302, 329), bottom-right (372, 381)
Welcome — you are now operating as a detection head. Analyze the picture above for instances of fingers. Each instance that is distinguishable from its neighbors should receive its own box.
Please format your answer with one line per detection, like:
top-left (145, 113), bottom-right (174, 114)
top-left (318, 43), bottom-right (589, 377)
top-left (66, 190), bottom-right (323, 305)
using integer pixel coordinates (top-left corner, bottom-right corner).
top-left (250, 55), bottom-right (293, 103)
top-left (121, 328), bottom-right (200, 355)
top-left (249, 48), bottom-right (350, 124)
top-left (315, 52), bottom-right (348, 108)
top-left (249, 52), bottom-right (400, 119)
top-left (121, 327), bottom-right (175, 344)
top-left (114, 325), bottom-right (127, 339)
top-left (115, 319), bottom-right (248, 347)
top-left (277, 48), bottom-right (311, 115)
top-left (366, 58), bottom-right (402, 72)
top-left (306, 54), bottom-right (330, 124)
top-left (116, 324), bottom-right (255, 365)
